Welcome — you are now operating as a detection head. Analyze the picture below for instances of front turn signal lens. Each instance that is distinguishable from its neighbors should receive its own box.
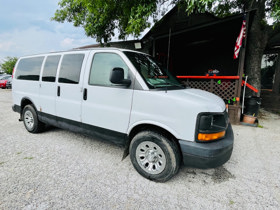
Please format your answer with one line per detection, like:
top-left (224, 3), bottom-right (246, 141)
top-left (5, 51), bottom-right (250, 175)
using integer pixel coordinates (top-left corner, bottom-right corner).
top-left (198, 131), bottom-right (226, 141)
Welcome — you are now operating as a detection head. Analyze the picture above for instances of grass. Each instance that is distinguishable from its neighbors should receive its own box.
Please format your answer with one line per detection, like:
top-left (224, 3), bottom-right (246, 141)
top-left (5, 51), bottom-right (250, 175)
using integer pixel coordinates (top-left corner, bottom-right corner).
top-left (24, 157), bottom-right (34, 160)
top-left (257, 124), bottom-right (264, 128)
top-left (229, 200), bottom-right (235, 205)
top-left (17, 152), bottom-right (22, 155)
top-left (0, 161), bottom-right (5, 165)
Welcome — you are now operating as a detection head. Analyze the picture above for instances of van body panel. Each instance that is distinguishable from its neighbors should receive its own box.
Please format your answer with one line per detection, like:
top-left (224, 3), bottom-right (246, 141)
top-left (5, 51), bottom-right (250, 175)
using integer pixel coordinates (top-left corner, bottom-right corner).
top-left (39, 81), bottom-right (57, 115)
top-left (81, 50), bottom-right (135, 133)
top-left (12, 54), bottom-right (45, 111)
top-left (81, 85), bottom-right (134, 133)
top-left (55, 51), bottom-right (90, 122)
top-left (127, 119), bottom-right (181, 139)
top-left (39, 53), bottom-right (62, 116)
top-left (37, 111), bottom-right (127, 146)
top-left (12, 48), bottom-right (234, 178)
top-left (129, 89), bottom-right (225, 141)
top-left (13, 80), bottom-right (40, 110)
top-left (183, 88), bottom-right (226, 112)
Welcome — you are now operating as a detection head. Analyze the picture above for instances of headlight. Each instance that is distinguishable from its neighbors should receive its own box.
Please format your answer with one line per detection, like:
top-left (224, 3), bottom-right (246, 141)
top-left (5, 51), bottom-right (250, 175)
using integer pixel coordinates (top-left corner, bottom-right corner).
top-left (196, 112), bottom-right (228, 142)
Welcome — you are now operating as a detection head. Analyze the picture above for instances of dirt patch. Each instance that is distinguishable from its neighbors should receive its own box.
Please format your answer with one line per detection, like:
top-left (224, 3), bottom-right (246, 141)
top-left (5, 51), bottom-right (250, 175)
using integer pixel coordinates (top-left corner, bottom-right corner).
top-left (211, 166), bottom-right (236, 183)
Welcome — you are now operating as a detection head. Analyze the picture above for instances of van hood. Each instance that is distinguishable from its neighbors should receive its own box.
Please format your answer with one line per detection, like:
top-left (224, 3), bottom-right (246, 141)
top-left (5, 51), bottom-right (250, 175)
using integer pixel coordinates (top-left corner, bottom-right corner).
top-left (163, 88), bottom-right (226, 112)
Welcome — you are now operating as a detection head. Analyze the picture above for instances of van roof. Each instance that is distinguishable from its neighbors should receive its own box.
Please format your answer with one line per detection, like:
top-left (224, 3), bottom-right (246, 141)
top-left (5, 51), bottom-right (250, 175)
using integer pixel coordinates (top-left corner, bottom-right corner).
top-left (19, 47), bottom-right (146, 58)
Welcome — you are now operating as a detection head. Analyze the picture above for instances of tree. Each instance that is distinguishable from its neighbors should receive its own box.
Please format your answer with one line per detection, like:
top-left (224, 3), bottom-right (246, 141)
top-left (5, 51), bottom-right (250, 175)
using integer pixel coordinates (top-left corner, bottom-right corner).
top-left (53, 0), bottom-right (280, 96)
top-left (202, 0), bottom-right (280, 96)
top-left (52, 0), bottom-right (161, 43)
top-left (272, 54), bottom-right (280, 94)
top-left (0, 57), bottom-right (18, 75)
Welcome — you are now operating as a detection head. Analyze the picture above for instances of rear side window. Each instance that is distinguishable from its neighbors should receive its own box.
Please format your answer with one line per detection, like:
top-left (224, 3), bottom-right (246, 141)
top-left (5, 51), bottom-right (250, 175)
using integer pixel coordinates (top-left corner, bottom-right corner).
top-left (58, 54), bottom-right (84, 84)
top-left (42, 55), bottom-right (61, 82)
top-left (89, 53), bottom-right (129, 86)
top-left (15, 57), bottom-right (44, 81)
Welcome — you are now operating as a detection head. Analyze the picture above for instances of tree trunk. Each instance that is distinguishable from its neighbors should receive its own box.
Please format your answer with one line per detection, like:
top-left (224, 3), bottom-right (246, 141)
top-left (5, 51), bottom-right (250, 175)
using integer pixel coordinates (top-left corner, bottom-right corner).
top-left (272, 54), bottom-right (280, 94)
top-left (244, 5), bottom-right (268, 97)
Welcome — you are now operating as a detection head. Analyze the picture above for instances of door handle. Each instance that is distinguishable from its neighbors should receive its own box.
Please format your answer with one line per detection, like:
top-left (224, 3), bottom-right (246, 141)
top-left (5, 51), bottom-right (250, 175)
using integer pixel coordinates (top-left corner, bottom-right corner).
top-left (57, 86), bottom-right (60, 97)
top-left (83, 88), bottom-right (87, 100)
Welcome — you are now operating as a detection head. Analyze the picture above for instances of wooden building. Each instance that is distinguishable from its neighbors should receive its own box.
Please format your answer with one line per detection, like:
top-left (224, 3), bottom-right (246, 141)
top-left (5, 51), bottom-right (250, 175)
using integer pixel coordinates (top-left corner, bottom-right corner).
top-left (79, 7), bottom-right (253, 124)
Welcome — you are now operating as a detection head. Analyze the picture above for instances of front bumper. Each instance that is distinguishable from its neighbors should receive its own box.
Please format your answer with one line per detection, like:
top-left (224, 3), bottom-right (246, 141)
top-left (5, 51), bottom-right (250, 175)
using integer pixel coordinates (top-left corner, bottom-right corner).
top-left (179, 123), bottom-right (234, 168)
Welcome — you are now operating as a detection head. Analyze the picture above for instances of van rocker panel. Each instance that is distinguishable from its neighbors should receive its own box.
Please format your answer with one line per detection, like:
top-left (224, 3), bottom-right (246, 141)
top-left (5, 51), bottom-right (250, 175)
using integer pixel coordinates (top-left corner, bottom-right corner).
top-left (179, 123), bottom-right (234, 168)
top-left (38, 112), bottom-right (127, 147)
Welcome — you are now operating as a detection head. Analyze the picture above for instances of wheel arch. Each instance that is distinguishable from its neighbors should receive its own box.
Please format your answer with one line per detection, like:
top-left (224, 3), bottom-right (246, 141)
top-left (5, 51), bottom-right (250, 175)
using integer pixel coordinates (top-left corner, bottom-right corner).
top-left (20, 97), bottom-right (37, 118)
top-left (128, 123), bottom-right (178, 143)
top-left (123, 123), bottom-right (182, 160)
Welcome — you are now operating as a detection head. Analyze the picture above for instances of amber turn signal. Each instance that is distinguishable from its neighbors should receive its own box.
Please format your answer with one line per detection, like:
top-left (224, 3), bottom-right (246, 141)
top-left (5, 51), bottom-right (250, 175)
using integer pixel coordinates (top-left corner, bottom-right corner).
top-left (198, 131), bottom-right (226, 141)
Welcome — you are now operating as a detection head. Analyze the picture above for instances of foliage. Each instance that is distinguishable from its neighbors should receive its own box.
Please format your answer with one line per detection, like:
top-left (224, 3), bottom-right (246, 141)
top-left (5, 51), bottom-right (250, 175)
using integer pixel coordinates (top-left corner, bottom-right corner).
top-left (52, 0), bottom-right (161, 43)
top-left (53, 0), bottom-right (280, 43)
top-left (0, 57), bottom-right (18, 75)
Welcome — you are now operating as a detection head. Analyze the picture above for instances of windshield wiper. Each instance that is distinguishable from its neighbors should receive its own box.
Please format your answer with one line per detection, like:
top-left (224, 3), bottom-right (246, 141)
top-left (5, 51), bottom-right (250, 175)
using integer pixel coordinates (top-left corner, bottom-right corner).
top-left (154, 82), bottom-right (185, 89)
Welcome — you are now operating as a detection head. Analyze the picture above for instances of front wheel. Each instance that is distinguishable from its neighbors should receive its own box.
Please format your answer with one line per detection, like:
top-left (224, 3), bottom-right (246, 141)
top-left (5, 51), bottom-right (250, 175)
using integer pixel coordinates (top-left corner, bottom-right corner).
top-left (22, 105), bottom-right (44, 133)
top-left (129, 130), bottom-right (181, 182)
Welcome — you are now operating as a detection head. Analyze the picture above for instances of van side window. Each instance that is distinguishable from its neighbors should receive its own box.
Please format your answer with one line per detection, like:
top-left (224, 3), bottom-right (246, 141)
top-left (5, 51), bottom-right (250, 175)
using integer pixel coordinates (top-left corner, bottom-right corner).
top-left (15, 57), bottom-right (44, 81)
top-left (89, 53), bottom-right (129, 86)
top-left (58, 54), bottom-right (84, 84)
top-left (42, 55), bottom-right (61, 82)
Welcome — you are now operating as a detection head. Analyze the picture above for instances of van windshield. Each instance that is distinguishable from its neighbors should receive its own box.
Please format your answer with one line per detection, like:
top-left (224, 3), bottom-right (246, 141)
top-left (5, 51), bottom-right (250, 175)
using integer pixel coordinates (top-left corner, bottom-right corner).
top-left (124, 51), bottom-right (185, 89)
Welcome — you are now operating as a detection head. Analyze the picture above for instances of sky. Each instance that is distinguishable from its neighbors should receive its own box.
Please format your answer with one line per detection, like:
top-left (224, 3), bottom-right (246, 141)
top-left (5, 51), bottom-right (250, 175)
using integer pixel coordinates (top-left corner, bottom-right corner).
top-left (0, 0), bottom-right (173, 65)
top-left (0, 0), bottom-right (97, 63)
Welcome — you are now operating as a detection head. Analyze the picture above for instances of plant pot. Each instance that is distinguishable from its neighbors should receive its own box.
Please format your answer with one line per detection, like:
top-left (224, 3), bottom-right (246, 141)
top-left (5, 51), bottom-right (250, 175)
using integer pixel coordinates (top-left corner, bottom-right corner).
top-left (243, 115), bottom-right (256, 124)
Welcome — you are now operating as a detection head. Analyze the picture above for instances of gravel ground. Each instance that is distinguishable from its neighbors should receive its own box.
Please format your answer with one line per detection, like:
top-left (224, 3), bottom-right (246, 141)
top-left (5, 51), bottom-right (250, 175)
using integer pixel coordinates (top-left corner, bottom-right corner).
top-left (0, 89), bottom-right (280, 209)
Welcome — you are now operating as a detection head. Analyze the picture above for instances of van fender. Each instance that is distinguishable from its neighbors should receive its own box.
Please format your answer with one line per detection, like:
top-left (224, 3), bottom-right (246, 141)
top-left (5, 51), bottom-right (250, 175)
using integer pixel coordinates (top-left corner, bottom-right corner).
top-left (20, 97), bottom-right (38, 113)
top-left (127, 120), bottom-right (180, 140)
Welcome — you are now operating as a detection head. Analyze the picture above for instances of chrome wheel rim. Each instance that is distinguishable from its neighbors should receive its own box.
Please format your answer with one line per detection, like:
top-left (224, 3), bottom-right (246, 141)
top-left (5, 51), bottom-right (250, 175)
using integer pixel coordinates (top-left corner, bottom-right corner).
top-left (135, 141), bottom-right (166, 175)
top-left (24, 110), bottom-right (34, 130)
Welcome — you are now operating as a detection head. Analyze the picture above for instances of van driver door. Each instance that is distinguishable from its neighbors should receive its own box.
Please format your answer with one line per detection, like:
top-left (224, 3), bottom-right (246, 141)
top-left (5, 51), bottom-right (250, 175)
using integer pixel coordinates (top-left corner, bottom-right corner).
top-left (81, 51), bottom-right (134, 145)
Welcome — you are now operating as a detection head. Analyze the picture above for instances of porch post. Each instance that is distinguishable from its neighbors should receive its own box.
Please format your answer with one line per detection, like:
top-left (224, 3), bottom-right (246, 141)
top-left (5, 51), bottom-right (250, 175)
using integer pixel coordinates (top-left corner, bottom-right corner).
top-left (152, 38), bottom-right (156, 57)
top-left (236, 47), bottom-right (246, 107)
top-left (236, 12), bottom-right (250, 107)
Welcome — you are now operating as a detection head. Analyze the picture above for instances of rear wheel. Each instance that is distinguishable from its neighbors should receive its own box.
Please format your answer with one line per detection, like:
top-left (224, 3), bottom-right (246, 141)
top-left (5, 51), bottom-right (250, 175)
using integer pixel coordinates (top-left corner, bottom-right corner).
top-left (129, 130), bottom-right (181, 182)
top-left (22, 105), bottom-right (44, 133)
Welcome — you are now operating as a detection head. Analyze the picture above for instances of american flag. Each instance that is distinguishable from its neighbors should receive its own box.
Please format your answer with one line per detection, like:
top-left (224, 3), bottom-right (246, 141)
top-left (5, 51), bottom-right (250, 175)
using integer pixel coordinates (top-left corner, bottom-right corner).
top-left (234, 18), bottom-right (246, 59)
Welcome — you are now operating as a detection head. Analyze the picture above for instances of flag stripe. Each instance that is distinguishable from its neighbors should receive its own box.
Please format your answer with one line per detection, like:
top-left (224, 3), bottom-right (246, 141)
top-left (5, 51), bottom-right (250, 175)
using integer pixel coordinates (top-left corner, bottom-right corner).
top-left (234, 19), bottom-right (246, 59)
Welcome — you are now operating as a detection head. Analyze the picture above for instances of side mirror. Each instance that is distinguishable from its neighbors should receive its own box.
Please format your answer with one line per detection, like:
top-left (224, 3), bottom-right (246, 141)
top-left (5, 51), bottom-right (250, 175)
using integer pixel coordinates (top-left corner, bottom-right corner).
top-left (110, 68), bottom-right (131, 86)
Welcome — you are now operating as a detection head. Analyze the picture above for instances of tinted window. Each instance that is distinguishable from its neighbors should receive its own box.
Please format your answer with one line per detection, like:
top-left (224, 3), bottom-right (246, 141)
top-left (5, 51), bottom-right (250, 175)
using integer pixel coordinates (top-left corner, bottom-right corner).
top-left (15, 57), bottom-right (44, 81)
top-left (42, 55), bottom-right (61, 82)
top-left (0, 75), bottom-right (11, 80)
top-left (58, 54), bottom-right (84, 84)
top-left (89, 53), bottom-right (129, 86)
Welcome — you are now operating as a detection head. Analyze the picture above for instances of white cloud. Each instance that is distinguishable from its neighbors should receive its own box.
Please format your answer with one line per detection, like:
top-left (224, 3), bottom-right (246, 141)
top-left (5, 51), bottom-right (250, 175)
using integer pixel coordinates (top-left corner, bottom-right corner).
top-left (0, 41), bottom-right (16, 51)
top-left (60, 38), bottom-right (75, 48)
top-left (0, 26), bottom-right (95, 61)
top-left (0, 0), bottom-right (96, 61)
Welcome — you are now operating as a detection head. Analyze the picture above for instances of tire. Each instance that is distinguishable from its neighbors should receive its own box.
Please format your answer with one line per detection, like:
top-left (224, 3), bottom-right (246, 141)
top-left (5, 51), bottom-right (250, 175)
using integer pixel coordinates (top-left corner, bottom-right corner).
top-left (22, 105), bottom-right (45, 133)
top-left (129, 130), bottom-right (181, 182)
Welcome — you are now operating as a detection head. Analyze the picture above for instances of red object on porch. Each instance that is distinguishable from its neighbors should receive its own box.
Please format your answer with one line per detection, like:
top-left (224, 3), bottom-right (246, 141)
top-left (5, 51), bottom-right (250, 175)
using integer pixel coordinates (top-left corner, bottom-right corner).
top-left (176, 75), bottom-right (240, 80)
top-left (241, 80), bottom-right (258, 93)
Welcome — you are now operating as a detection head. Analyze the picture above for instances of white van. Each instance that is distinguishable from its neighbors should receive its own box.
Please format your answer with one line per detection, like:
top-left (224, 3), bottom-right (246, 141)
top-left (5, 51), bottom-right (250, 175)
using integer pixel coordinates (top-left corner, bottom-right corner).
top-left (12, 48), bottom-right (233, 182)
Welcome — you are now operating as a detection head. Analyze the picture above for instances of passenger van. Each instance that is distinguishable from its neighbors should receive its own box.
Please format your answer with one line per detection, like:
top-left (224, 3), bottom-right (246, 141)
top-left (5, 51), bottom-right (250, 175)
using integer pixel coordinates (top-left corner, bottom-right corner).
top-left (12, 48), bottom-right (234, 182)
